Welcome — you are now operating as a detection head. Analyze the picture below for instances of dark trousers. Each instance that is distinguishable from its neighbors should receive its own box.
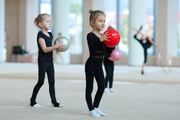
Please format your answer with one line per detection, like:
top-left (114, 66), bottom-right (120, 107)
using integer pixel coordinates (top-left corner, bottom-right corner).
top-left (104, 58), bottom-right (114, 88)
top-left (85, 57), bottom-right (105, 111)
top-left (134, 35), bottom-right (150, 64)
top-left (30, 60), bottom-right (57, 105)
top-left (143, 47), bottom-right (148, 63)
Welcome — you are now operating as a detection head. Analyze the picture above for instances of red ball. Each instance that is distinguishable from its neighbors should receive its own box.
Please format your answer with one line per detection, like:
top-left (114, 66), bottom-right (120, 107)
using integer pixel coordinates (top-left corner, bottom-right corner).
top-left (103, 29), bottom-right (121, 48)
top-left (110, 49), bottom-right (121, 61)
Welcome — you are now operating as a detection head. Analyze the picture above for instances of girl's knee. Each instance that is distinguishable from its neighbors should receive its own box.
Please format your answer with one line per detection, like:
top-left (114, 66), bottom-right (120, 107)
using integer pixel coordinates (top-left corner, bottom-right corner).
top-left (86, 86), bottom-right (93, 93)
top-left (37, 81), bottom-right (44, 86)
top-left (49, 81), bottom-right (55, 86)
top-left (98, 85), bottom-right (105, 92)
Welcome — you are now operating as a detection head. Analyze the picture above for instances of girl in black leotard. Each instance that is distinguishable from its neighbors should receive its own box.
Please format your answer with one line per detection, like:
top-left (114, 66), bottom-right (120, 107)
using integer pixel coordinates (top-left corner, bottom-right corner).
top-left (131, 25), bottom-right (160, 74)
top-left (104, 46), bottom-right (116, 93)
top-left (30, 13), bottom-right (64, 108)
top-left (103, 26), bottom-right (117, 93)
top-left (85, 9), bottom-right (109, 117)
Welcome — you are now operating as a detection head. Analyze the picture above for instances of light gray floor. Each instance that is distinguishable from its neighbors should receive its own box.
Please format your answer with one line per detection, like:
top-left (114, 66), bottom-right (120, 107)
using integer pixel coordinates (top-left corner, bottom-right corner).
top-left (0, 63), bottom-right (180, 120)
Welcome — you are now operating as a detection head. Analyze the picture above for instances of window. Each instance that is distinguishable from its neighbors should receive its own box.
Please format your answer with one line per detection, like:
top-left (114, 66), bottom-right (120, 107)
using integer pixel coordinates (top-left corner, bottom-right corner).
top-left (117, 0), bottom-right (129, 55)
top-left (103, 0), bottom-right (129, 55)
top-left (103, 0), bottom-right (155, 55)
top-left (69, 0), bottom-right (83, 54)
top-left (39, 0), bottom-right (51, 14)
top-left (145, 0), bottom-right (155, 55)
top-left (39, 0), bottom-right (52, 32)
top-left (39, 0), bottom-right (83, 54)
top-left (178, 0), bottom-right (180, 55)
top-left (103, 0), bottom-right (117, 29)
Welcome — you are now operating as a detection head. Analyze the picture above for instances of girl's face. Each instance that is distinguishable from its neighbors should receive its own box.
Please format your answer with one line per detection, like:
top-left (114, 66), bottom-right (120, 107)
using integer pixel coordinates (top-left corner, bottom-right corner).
top-left (40, 16), bottom-right (52, 31)
top-left (92, 15), bottom-right (106, 31)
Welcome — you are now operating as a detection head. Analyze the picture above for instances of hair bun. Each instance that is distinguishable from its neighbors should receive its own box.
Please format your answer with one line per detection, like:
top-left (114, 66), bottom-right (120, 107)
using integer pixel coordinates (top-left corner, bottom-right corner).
top-left (89, 9), bottom-right (93, 14)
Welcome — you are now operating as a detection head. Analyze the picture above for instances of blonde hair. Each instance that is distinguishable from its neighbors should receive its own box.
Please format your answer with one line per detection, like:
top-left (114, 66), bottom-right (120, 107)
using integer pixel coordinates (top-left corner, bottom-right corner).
top-left (34, 13), bottom-right (51, 28)
top-left (108, 26), bottom-right (114, 29)
top-left (89, 9), bottom-right (105, 27)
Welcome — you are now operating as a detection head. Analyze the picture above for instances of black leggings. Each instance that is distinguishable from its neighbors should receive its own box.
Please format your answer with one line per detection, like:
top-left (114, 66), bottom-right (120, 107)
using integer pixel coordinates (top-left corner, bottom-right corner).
top-left (85, 57), bottom-right (105, 111)
top-left (134, 35), bottom-right (151, 63)
top-left (30, 61), bottom-right (57, 105)
top-left (143, 47), bottom-right (147, 63)
top-left (104, 58), bottom-right (114, 88)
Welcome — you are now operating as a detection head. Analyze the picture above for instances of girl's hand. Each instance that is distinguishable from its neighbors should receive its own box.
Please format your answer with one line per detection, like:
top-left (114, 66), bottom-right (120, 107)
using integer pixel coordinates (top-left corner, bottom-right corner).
top-left (108, 57), bottom-right (116, 61)
top-left (55, 40), bottom-right (64, 49)
top-left (100, 32), bottom-right (109, 42)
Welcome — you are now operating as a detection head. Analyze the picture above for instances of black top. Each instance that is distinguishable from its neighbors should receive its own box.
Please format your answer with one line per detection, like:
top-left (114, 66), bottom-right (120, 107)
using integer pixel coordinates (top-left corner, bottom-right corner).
top-left (134, 34), bottom-right (152, 49)
top-left (37, 31), bottom-right (53, 61)
top-left (104, 46), bottom-right (115, 59)
top-left (87, 32), bottom-right (104, 57)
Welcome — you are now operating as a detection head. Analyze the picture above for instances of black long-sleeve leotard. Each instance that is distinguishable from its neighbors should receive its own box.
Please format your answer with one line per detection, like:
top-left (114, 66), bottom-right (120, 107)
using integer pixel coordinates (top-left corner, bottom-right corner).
top-left (85, 32), bottom-right (105, 111)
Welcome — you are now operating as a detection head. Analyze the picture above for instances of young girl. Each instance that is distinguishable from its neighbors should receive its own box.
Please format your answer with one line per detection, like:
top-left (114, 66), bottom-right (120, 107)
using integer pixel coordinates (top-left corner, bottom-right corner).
top-left (130, 25), bottom-right (161, 74)
top-left (85, 9), bottom-right (109, 117)
top-left (104, 46), bottom-right (116, 93)
top-left (30, 13), bottom-right (64, 107)
top-left (104, 26), bottom-right (116, 93)
top-left (54, 32), bottom-right (65, 65)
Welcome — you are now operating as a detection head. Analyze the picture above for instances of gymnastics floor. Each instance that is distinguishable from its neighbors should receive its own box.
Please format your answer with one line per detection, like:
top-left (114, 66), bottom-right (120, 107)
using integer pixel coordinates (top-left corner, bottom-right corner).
top-left (0, 63), bottom-right (180, 120)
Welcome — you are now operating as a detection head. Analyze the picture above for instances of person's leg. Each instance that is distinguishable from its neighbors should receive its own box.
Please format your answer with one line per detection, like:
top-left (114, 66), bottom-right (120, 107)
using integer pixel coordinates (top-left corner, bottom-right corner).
top-left (134, 26), bottom-right (143, 43)
top-left (85, 60), bottom-right (95, 111)
top-left (47, 61), bottom-right (64, 107)
top-left (47, 62), bottom-right (56, 104)
top-left (55, 51), bottom-right (58, 63)
top-left (85, 61), bottom-right (100, 117)
top-left (141, 63), bottom-right (146, 74)
top-left (109, 62), bottom-right (114, 88)
top-left (104, 59), bottom-right (110, 92)
top-left (142, 48), bottom-right (147, 74)
top-left (30, 61), bottom-right (46, 107)
top-left (136, 25), bottom-right (143, 35)
top-left (93, 65), bottom-right (106, 116)
top-left (109, 62), bottom-right (116, 92)
top-left (94, 70), bottom-right (105, 108)
top-left (58, 53), bottom-right (64, 65)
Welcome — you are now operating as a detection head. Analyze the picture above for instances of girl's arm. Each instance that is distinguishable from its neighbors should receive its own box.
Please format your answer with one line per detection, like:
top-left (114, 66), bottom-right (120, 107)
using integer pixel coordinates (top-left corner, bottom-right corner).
top-left (128, 26), bottom-right (143, 35)
top-left (147, 37), bottom-right (161, 51)
top-left (38, 38), bottom-right (63, 53)
top-left (147, 37), bottom-right (157, 46)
